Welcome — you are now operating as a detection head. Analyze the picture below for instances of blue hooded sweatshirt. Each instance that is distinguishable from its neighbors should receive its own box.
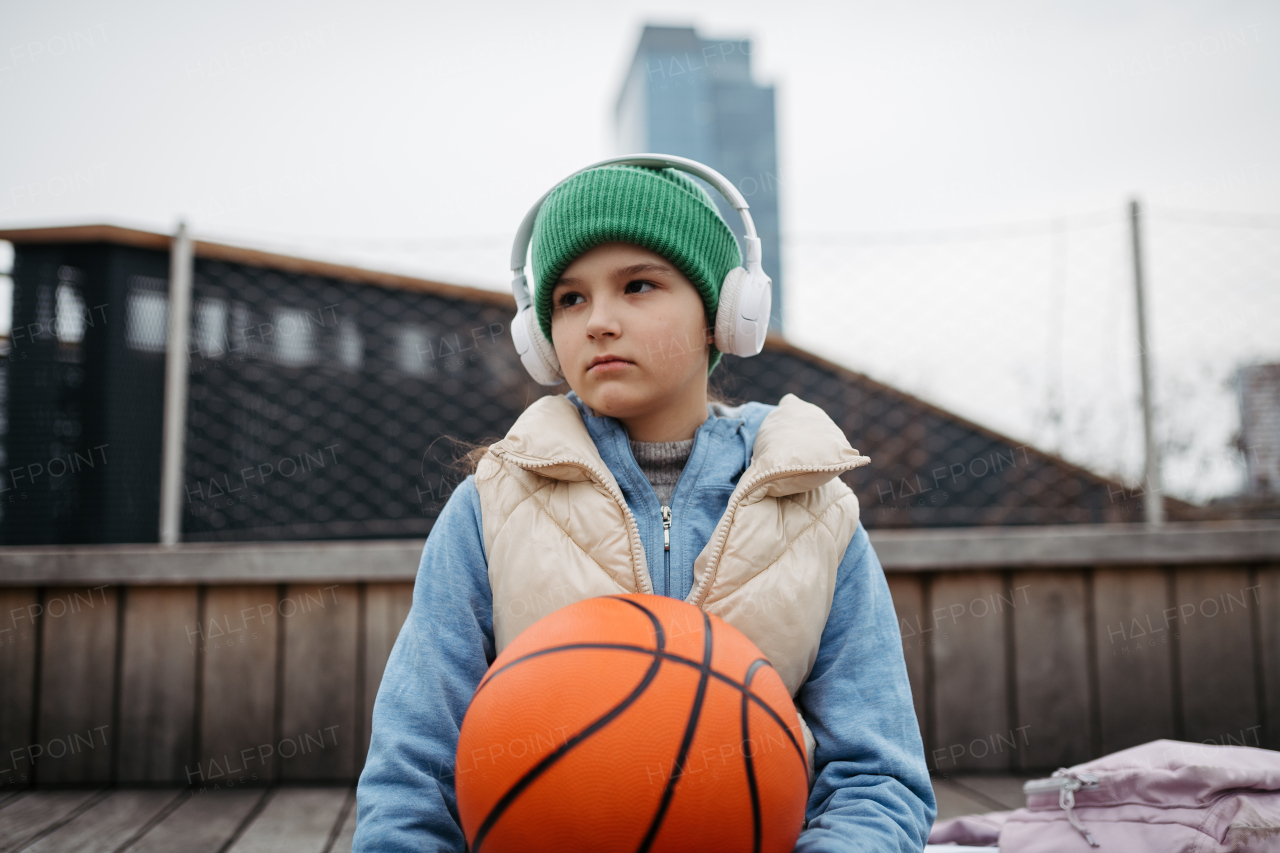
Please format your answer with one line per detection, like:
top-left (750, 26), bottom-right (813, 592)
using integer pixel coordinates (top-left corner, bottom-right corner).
top-left (354, 391), bottom-right (935, 852)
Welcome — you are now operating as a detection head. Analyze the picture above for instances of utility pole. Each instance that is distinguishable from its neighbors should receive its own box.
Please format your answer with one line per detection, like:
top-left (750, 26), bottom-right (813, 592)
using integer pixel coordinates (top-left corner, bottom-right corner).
top-left (1129, 199), bottom-right (1164, 525)
top-left (159, 221), bottom-right (194, 545)
top-left (1046, 216), bottom-right (1066, 453)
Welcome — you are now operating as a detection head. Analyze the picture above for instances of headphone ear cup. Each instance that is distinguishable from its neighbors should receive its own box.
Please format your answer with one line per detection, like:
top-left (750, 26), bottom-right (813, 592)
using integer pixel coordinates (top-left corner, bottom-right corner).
top-left (714, 266), bottom-right (771, 357)
top-left (714, 266), bottom-right (749, 355)
top-left (511, 305), bottom-right (564, 385)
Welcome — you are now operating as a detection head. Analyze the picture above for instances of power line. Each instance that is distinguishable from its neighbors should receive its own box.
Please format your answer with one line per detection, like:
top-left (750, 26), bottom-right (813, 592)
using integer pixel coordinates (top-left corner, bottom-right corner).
top-left (1148, 206), bottom-right (1280, 229)
top-left (781, 207), bottom-right (1121, 247)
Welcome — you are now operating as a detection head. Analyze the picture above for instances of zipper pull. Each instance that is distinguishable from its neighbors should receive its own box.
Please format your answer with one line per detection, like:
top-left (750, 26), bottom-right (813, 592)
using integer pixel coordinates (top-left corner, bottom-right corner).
top-left (661, 505), bottom-right (671, 551)
top-left (1024, 770), bottom-right (1100, 848)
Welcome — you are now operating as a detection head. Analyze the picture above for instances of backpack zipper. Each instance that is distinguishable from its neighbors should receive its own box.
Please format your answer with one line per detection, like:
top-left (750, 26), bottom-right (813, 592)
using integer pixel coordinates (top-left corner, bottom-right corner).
top-left (1024, 770), bottom-right (1100, 848)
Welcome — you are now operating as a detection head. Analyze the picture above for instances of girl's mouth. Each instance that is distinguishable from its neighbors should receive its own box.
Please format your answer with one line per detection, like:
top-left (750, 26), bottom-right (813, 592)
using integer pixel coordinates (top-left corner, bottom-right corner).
top-left (588, 358), bottom-right (633, 374)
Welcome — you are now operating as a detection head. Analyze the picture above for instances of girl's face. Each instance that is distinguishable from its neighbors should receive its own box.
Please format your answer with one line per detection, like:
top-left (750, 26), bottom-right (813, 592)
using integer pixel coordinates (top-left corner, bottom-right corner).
top-left (549, 242), bottom-right (712, 436)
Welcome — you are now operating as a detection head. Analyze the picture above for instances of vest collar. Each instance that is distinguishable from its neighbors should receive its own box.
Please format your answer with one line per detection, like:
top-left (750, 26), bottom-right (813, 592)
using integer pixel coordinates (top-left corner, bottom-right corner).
top-left (484, 393), bottom-right (608, 485)
top-left (737, 393), bottom-right (870, 499)
top-left (489, 391), bottom-right (869, 499)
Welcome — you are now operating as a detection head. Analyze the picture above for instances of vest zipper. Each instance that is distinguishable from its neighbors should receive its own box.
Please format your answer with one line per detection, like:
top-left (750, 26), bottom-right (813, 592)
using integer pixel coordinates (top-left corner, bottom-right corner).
top-left (494, 451), bottom-right (653, 595)
top-left (685, 460), bottom-right (868, 607)
top-left (662, 505), bottom-right (672, 597)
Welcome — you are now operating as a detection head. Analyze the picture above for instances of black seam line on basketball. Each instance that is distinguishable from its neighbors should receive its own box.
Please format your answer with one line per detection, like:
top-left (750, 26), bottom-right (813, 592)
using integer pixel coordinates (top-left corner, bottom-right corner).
top-left (742, 658), bottom-right (769, 853)
top-left (608, 595), bottom-right (670, 629)
top-left (636, 609), bottom-right (714, 853)
top-left (470, 599), bottom-right (666, 853)
top-left (470, 594), bottom-right (666, 703)
top-left (474, 641), bottom-right (805, 769)
top-left (476, 641), bottom-right (805, 768)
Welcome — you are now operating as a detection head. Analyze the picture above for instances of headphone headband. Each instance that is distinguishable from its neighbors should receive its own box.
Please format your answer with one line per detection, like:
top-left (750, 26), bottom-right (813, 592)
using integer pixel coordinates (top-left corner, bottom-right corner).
top-left (509, 154), bottom-right (760, 309)
top-left (507, 153), bottom-right (773, 384)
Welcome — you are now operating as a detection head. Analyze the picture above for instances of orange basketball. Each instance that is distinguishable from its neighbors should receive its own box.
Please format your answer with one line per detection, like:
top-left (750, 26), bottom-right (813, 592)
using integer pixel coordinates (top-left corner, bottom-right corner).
top-left (455, 593), bottom-right (809, 853)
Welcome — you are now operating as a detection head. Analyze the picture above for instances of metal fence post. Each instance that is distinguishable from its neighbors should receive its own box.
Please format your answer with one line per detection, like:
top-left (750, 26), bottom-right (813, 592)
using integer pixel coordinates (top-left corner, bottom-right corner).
top-left (1129, 199), bottom-right (1165, 525)
top-left (159, 221), bottom-right (194, 544)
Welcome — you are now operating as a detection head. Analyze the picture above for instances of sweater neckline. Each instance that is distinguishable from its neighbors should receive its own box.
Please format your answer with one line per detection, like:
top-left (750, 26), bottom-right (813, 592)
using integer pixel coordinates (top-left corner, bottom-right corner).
top-left (628, 437), bottom-right (695, 462)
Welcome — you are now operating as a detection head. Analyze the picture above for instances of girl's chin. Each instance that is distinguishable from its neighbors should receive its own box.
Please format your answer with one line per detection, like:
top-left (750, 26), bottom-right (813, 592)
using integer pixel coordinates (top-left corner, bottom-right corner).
top-left (577, 385), bottom-right (655, 417)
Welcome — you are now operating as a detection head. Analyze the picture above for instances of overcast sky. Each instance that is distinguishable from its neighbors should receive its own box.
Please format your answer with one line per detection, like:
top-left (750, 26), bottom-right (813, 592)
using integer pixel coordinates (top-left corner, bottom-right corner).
top-left (2, 0), bottom-right (1277, 499)
top-left (3, 1), bottom-right (1276, 258)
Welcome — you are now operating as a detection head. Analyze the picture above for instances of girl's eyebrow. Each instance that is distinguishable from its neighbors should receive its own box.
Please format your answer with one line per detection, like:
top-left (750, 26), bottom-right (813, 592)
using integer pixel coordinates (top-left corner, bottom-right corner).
top-left (615, 262), bottom-right (674, 277)
top-left (552, 262), bottom-right (674, 292)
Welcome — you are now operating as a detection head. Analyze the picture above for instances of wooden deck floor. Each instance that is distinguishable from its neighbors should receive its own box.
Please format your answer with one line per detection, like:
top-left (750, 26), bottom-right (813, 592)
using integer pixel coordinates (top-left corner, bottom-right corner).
top-left (0, 787), bottom-right (356, 853)
top-left (0, 776), bottom-right (1020, 851)
top-left (931, 774), bottom-right (1030, 820)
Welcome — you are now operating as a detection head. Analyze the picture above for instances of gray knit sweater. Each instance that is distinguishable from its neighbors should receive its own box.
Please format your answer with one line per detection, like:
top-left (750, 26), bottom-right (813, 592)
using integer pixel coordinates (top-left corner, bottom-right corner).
top-left (628, 438), bottom-right (694, 506)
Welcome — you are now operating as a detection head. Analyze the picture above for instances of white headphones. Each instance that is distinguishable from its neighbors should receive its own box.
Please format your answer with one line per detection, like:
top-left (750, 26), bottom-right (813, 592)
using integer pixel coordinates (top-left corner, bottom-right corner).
top-left (509, 153), bottom-right (773, 386)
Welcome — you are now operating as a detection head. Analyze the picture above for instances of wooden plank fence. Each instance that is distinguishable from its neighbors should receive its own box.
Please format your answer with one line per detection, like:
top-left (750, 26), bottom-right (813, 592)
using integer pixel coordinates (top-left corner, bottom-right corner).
top-left (0, 521), bottom-right (1277, 788)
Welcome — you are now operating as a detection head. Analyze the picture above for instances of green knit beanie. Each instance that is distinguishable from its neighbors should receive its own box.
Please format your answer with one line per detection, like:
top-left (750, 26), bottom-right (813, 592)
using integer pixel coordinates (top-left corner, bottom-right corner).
top-left (530, 164), bottom-right (743, 373)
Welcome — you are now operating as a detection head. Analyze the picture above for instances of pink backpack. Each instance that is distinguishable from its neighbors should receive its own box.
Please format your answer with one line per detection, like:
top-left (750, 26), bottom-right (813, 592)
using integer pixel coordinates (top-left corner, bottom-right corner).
top-left (929, 739), bottom-right (1280, 852)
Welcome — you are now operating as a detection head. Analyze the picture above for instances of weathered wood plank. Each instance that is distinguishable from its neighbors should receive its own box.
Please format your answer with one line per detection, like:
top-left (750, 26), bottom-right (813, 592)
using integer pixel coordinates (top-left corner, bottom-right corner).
top-left (1175, 567), bottom-right (1262, 744)
top-left (5, 521), bottom-right (1279, 583)
top-left (0, 790), bottom-right (104, 853)
top-left (362, 584), bottom-right (413, 763)
top-left (35, 586), bottom-right (118, 784)
top-left (0, 588), bottom-right (37, 792)
top-left (1012, 571), bottom-right (1090, 769)
top-left (884, 575), bottom-right (927, 741)
top-left (128, 789), bottom-right (264, 853)
top-left (1092, 568), bottom-right (1176, 754)
top-left (118, 587), bottom-right (198, 783)
top-left (930, 573), bottom-right (1012, 771)
top-left (1261, 565), bottom-right (1280, 750)
top-left (23, 790), bottom-right (179, 853)
top-left (226, 787), bottom-right (351, 853)
top-left (870, 521), bottom-right (1280, 570)
top-left (0, 540), bottom-right (425, 586)
top-left (280, 584), bottom-right (358, 780)
top-left (198, 586), bottom-right (280, 785)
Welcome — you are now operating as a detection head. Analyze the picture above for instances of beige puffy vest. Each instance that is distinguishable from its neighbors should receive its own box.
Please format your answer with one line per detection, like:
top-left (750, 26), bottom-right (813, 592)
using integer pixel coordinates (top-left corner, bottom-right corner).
top-left (473, 393), bottom-right (869, 779)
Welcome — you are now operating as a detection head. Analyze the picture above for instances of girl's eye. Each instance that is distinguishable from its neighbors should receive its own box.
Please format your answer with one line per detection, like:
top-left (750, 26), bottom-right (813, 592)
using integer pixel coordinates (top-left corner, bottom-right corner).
top-left (558, 292), bottom-right (584, 308)
top-left (626, 279), bottom-right (656, 294)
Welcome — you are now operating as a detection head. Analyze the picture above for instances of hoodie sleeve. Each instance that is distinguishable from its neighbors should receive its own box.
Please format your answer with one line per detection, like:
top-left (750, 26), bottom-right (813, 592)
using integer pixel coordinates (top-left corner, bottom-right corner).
top-left (793, 523), bottom-right (937, 853)
top-left (353, 474), bottom-right (491, 853)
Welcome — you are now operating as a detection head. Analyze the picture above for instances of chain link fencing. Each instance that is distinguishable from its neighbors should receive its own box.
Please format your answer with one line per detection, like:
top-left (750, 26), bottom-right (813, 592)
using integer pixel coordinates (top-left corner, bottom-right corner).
top-left (786, 204), bottom-right (1280, 514)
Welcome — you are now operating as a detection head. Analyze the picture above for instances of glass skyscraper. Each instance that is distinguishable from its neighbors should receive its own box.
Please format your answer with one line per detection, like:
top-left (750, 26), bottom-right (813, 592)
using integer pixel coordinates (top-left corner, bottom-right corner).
top-left (616, 25), bottom-right (784, 333)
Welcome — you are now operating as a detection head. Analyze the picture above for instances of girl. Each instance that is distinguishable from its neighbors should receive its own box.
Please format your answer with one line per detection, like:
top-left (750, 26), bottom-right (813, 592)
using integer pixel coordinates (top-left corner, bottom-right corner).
top-left (354, 160), bottom-right (935, 852)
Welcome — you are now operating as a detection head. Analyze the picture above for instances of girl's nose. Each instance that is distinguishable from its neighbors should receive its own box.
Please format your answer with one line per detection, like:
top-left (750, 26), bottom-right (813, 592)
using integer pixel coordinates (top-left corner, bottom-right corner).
top-left (585, 299), bottom-right (623, 338)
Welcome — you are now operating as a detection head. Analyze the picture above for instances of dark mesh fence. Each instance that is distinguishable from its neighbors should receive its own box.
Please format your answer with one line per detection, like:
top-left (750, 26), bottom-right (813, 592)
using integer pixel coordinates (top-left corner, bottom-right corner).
top-left (3, 243), bottom-right (168, 544)
top-left (1, 236), bottom-right (1221, 545)
top-left (183, 257), bottom-right (549, 541)
top-left (4, 250), bottom-right (87, 543)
